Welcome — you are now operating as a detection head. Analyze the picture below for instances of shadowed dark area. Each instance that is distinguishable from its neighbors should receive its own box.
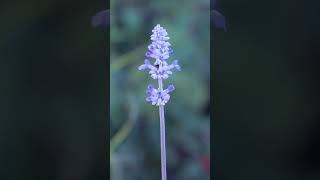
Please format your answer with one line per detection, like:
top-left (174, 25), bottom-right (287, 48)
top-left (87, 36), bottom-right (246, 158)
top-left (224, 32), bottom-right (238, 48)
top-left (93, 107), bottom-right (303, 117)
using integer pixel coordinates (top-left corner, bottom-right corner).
top-left (0, 0), bottom-right (109, 179)
top-left (213, 0), bottom-right (320, 179)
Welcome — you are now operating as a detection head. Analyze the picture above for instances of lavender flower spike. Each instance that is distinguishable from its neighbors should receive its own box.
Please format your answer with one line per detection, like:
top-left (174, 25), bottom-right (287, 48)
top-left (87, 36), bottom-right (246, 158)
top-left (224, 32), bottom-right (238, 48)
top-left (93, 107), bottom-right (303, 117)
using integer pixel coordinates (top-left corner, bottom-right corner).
top-left (139, 25), bottom-right (181, 80)
top-left (138, 24), bottom-right (181, 180)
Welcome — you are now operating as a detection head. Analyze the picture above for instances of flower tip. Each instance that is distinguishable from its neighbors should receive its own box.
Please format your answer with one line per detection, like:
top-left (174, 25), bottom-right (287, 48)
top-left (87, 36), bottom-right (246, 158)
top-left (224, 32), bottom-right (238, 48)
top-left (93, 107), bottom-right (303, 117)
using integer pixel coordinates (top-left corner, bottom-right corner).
top-left (138, 65), bottom-right (145, 70)
top-left (172, 60), bottom-right (178, 65)
top-left (148, 45), bottom-right (154, 51)
top-left (172, 60), bottom-right (181, 71)
top-left (168, 48), bottom-right (173, 54)
top-left (144, 59), bottom-right (150, 65)
top-left (147, 84), bottom-right (154, 89)
top-left (167, 84), bottom-right (175, 92)
top-left (145, 52), bottom-right (151, 57)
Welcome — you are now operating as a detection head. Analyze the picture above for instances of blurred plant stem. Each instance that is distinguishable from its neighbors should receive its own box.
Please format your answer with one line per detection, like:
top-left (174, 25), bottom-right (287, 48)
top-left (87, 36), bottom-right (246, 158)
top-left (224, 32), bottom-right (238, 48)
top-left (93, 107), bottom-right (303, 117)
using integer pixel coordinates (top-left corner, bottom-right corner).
top-left (111, 44), bottom-right (147, 72)
top-left (110, 98), bottom-right (139, 158)
top-left (110, 44), bottom-right (146, 157)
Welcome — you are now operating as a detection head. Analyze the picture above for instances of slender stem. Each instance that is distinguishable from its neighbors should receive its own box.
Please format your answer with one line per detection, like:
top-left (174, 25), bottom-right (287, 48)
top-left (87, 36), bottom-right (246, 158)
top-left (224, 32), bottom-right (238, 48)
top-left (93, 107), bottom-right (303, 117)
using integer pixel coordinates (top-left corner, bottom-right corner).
top-left (158, 77), bottom-right (167, 180)
top-left (159, 105), bottom-right (167, 180)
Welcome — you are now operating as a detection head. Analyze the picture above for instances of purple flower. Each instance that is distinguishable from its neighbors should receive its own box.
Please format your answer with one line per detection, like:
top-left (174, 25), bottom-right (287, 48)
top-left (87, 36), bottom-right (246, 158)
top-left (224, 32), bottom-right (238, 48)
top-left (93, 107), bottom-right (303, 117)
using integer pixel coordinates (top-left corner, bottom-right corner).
top-left (146, 84), bottom-right (175, 106)
top-left (139, 59), bottom-right (181, 80)
top-left (138, 59), bottom-right (155, 71)
top-left (138, 24), bottom-right (179, 180)
top-left (139, 25), bottom-right (181, 81)
top-left (146, 25), bottom-right (172, 61)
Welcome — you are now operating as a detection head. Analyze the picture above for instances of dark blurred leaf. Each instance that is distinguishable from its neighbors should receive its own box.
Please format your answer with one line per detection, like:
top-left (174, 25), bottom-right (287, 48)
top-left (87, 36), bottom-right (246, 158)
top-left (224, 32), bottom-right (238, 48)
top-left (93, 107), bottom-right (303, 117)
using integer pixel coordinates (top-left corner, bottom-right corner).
top-left (211, 10), bottom-right (227, 31)
top-left (91, 9), bottom-right (110, 28)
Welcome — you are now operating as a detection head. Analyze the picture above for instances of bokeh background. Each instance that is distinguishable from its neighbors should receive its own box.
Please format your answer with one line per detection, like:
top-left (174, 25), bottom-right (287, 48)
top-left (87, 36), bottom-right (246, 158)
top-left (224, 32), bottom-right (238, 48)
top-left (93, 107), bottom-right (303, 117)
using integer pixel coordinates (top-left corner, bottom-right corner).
top-left (213, 0), bottom-right (320, 179)
top-left (2, 0), bottom-right (320, 179)
top-left (110, 0), bottom-right (210, 179)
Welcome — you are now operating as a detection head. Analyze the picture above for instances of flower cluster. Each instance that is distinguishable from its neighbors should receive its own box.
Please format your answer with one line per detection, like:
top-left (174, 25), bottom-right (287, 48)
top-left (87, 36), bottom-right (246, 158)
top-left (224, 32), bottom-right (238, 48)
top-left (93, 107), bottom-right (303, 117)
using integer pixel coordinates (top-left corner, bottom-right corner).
top-left (138, 59), bottom-right (180, 79)
top-left (146, 84), bottom-right (175, 106)
top-left (139, 24), bottom-right (181, 106)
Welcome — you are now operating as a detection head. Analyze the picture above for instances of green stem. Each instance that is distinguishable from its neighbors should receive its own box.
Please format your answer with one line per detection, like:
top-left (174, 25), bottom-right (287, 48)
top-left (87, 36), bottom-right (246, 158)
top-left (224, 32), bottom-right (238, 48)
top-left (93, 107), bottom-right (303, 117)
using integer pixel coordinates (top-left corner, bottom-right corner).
top-left (110, 101), bottom-right (138, 157)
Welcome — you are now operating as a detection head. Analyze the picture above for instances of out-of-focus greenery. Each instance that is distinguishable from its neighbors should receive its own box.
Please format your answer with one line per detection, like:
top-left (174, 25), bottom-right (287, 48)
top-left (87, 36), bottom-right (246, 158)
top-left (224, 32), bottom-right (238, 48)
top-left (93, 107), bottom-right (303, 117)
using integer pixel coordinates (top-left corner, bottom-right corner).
top-left (110, 0), bottom-right (210, 179)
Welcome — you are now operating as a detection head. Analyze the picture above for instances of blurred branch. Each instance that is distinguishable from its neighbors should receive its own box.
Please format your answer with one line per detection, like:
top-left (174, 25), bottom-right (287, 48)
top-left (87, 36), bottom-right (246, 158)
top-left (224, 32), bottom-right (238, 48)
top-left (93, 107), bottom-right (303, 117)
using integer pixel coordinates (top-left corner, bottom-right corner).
top-left (110, 46), bottom-right (146, 155)
top-left (111, 44), bottom-right (147, 72)
top-left (110, 99), bottom-right (139, 157)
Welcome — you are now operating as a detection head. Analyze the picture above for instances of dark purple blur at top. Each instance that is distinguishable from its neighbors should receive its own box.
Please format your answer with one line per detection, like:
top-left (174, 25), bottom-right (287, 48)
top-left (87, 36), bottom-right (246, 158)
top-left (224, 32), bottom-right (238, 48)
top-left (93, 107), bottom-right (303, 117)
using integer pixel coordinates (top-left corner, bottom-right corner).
top-left (91, 1), bottom-right (226, 30)
top-left (91, 9), bottom-right (110, 28)
top-left (211, 0), bottom-right (226, 31)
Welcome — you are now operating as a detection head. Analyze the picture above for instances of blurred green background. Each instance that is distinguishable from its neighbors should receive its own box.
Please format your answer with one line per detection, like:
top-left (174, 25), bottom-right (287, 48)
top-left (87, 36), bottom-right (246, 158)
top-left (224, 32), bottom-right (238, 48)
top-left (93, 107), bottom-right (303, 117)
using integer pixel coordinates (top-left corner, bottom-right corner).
top-left (110, 0), bottom-right (210, 179)
top-left (1, 0), bottom-right (320, 179)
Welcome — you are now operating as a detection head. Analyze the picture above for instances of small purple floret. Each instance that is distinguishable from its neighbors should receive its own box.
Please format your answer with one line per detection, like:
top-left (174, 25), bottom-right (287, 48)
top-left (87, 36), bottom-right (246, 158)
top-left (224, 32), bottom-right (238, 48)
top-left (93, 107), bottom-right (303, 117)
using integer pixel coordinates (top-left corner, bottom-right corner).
top-left (148, 84), bottom-right (154, 89)
top-left (144, 59), bottom-right (150, 65)
top-left (167, 85), bottom-right (175, 92)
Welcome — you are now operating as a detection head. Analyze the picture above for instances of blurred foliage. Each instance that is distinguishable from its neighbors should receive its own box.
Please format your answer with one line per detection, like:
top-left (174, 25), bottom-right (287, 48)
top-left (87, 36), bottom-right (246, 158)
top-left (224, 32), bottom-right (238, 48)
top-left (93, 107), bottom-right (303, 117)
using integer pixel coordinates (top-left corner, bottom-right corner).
top-left (110, 0), bottom-right (210, 179)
